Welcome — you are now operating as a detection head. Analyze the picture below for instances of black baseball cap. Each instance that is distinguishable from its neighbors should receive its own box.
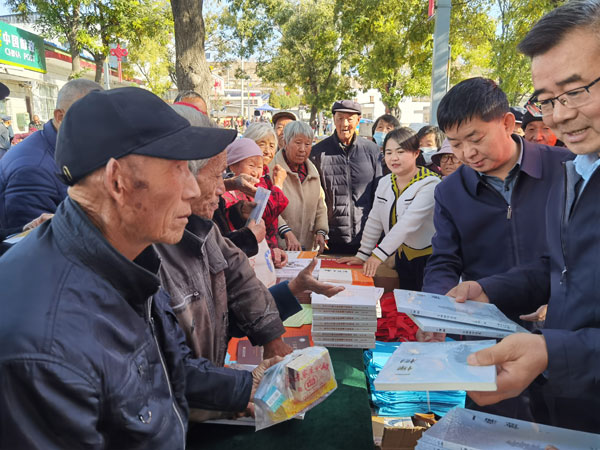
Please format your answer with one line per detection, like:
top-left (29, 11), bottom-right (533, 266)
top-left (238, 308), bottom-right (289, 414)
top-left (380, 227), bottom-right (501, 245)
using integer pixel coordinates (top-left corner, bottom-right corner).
top-left (0, 82), bottom-right (9, 100)
top-left (55, 87), bottom-right (237, 185)
top-left (521, 111), bottom-right (542, 130)
top-left (332, 100), bottom-right (362, 115)
top-left (510, 106), bottom-right (525, 124)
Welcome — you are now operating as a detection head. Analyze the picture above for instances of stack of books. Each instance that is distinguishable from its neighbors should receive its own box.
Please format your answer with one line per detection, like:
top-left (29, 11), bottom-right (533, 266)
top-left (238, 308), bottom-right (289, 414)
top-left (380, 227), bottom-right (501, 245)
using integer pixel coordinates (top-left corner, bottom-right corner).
top-left (394, 289), bottom-right (529, 338)
top-left (416, 407), bottom-right (600, 449)
top-left (311, 284), bottom-right (383, 348)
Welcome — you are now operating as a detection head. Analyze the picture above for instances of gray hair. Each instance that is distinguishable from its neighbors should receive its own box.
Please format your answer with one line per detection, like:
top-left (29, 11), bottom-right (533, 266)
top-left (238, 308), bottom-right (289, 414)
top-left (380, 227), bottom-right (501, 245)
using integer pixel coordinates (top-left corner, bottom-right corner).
top-left (55, 79), bottom-right (103, 112)
top-left (242, 122), bottom-right (277, 144)
top-left (169, 103), bottom-right (220, 175)
top-left (283, 120), bottom-right (314, 146)
top-left (174, 90), bottom-right (206, 103)
top-left (518, 0), bottom-right (600, 57)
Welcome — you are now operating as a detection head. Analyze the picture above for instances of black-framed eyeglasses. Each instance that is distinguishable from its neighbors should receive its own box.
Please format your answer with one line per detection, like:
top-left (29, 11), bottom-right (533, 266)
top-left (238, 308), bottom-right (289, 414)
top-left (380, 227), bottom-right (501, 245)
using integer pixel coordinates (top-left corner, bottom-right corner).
top-left (439, 154), bottom-right (457, 164)
top-left (526, 76), bottom-right (600, 117)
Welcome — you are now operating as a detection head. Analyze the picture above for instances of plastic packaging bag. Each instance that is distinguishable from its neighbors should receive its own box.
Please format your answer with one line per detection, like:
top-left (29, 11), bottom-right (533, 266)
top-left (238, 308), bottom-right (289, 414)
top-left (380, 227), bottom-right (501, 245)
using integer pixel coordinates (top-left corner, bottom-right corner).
top-left (253, 346), bottom-right (337, 430)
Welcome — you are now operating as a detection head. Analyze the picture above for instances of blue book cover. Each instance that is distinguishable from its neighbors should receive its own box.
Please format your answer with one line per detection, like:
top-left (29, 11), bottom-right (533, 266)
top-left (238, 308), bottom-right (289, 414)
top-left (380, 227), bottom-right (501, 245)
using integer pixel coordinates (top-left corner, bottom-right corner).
top-left (419, 407), bottom-right (600, 450)
top-left (374, 341), bottom-right (497, 392)
top-left (394, 289), bottom-right (517, 331)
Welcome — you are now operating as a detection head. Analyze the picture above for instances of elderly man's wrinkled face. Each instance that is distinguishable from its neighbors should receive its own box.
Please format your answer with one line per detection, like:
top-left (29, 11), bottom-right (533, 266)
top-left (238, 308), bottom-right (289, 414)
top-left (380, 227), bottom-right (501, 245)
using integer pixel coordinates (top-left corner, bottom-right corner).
top-left (191, 152), bottom-right (227, 219)
top-left (334, 112), bottom-right (360, 144)
top-left (275, 118), bottom-right (293, 149)
top-left (124, 155), bottom-right (200, 245)
top-left (524, 121), bottom-right (557, 146)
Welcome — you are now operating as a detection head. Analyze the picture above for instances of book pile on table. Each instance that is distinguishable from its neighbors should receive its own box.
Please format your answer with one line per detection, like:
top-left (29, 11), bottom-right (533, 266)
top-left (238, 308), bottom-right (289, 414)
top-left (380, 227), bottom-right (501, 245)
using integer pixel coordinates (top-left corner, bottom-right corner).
top-left (394, 289), bottom-right (529, 338)
top-left (311, 284), bottom-right (383, 349)
top-left (416, 407), bottom-right (600, 449)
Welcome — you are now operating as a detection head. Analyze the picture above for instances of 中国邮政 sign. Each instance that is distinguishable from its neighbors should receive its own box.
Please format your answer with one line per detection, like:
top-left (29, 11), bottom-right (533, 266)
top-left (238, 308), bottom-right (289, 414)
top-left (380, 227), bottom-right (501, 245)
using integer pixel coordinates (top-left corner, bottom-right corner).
top-left (0, 22), bottom-right (46, 73)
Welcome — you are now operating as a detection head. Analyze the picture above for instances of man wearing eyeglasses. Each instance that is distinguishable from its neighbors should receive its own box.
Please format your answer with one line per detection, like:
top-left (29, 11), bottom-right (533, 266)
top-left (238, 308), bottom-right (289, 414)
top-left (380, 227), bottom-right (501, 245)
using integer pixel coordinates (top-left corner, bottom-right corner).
top-left (451, 0), bottom-right (600, 433)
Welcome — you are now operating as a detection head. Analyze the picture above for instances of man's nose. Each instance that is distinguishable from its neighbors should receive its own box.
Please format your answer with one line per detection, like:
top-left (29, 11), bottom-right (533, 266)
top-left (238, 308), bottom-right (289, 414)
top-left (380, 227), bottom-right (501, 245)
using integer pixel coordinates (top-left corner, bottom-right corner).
top-left (551, 100), bottom-right (578, 124)
top-left (215, 177), bottom-right (225, 196)
top-left (183, 167), bottom-right (201, 200)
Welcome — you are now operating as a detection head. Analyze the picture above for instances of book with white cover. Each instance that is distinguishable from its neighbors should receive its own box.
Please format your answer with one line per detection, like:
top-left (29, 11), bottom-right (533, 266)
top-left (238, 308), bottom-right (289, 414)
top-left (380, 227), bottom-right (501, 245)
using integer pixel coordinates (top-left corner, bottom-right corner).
top-left (419, 407), bottom-right (600, 450)
top-left (312, 319), bottom-right (377, 331)
top-left (313, 338), bottom-right (375, 349)
top-left (311, 329), bottom-right (375, 340)
top-left (394, 289), bottom-right (517, 331)
top-left (246, 187), bottom-right (271, 225)
top-left (312, 285), bottom-right (383, 312)
top-left (312, 310), bottom-right (377, 321)
top-left (374, 341), bottom-right (497, 392)
top-left (317, 268), bottom-right (374, 286)
top-left (408, 314), bottom-right (530, 338)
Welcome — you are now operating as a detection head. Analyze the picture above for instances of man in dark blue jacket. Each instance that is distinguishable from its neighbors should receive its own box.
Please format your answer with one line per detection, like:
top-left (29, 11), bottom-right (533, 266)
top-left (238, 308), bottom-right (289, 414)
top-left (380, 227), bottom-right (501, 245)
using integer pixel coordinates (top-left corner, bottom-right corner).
top-left (452, 1), bottom-right (600, 433)
top-left (0, 88), bottom-right (278, 448)
top-left (310, 100), bottom-right (382, 254)
top-left (0, 78), bottom-right (101, 237)
top-left (422, 78), bottom-right (573, 325)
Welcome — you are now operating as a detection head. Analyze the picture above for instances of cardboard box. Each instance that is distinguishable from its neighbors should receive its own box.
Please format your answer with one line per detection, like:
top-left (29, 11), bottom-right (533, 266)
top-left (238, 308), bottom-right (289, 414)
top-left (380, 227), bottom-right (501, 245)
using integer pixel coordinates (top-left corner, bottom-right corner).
top-left (372, 416), bottom-right (428, 450)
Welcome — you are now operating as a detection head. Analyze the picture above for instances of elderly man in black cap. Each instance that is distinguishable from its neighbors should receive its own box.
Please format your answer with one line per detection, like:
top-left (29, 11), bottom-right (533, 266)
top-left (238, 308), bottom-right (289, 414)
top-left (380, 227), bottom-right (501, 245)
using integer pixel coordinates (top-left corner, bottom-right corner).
top-left (0, 87), bottom-right (279, 449)
top-left (272, 110), bottom-right (296, 150)
top-left (309, 100), bottom-right (382, 254)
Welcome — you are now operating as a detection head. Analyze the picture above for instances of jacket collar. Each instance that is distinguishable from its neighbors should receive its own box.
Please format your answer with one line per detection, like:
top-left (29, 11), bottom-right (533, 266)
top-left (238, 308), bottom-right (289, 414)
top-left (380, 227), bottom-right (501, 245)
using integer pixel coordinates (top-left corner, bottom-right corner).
top-left (41, 120), bottom-right (58, 156)
top-left (333, 130), bottom-right (357, 151)
top-left (462, 135), bottom-right (543, 196)
top-left (52, 197), bottom-right (162, 306)
top-left (275, 150), bottom-right (319, 180)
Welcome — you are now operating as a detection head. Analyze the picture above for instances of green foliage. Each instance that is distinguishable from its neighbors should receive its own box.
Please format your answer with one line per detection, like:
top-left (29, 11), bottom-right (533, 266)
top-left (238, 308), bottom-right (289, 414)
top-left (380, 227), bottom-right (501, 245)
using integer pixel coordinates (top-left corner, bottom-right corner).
top-left (270, 89), bottom-right (300, 110)
top-left (490, 0), bottom-right (568, 105)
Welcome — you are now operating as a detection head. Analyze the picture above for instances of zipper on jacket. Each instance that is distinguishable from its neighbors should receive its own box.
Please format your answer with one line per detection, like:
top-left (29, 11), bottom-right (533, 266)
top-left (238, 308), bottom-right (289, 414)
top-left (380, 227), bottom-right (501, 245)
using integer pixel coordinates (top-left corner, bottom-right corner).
top-left (147, 297), bottom-right (186, 449)
top-left (481, 181), bottom-right (519, 265)
top-left (559, 164), bottom-right (568, 284)
top-left (346, 151), bottom-right (355, 239)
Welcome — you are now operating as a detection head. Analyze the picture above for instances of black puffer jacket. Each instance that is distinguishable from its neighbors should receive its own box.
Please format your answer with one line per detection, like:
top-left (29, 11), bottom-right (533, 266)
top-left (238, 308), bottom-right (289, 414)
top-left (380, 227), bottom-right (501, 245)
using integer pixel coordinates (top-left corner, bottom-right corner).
top-left (0, 197), bottom-right (252, 449)
top-left (310, 132), bottom-right (382, 252)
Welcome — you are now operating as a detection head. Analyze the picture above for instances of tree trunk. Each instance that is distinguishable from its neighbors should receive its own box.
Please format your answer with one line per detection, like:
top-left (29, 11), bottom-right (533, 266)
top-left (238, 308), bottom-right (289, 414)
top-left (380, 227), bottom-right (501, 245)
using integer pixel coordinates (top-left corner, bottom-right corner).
top-left (93, 54), bottom-right (105, 83)
top-left (171, 0), bottom-right (212, 111)
top-left (310, 104), bottom-right (318, 126)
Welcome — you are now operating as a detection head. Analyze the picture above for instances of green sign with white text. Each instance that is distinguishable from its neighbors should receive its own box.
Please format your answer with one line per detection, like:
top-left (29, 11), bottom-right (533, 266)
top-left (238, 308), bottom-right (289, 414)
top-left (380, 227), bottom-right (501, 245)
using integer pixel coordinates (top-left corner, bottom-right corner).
top-left (0, 21), bottom-right (46, 73)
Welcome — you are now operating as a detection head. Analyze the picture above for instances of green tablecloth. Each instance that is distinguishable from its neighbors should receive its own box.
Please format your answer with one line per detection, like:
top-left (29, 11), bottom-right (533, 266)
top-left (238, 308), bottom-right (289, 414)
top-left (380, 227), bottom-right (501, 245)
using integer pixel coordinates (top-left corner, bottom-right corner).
top-left (187, 348), bottom-right (374, 450)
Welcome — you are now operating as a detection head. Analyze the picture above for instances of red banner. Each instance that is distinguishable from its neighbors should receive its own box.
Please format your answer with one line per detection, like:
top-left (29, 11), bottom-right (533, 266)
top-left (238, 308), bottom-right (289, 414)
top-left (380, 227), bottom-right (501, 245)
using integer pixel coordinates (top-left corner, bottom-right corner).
top-left (428, 0), bottom-right (435, 18)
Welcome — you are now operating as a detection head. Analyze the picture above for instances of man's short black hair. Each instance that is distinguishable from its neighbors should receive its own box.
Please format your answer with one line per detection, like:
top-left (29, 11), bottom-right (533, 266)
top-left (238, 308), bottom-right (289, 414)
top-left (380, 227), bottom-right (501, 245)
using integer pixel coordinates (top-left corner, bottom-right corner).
top-left (372, 114), bottom-right (400, 136)
top-left (436, 77), bottom-right (509, 133)
top-left (417, 125), bottom-right (445, 148)
top-left (519, 0), bottom-right (600, 58)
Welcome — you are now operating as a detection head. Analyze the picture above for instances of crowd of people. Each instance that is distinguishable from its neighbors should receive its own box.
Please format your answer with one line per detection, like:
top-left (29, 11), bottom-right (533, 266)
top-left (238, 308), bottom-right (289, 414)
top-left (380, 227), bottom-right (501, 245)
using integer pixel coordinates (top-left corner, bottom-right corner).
top-left (0, 0), bottom-right (598, 446)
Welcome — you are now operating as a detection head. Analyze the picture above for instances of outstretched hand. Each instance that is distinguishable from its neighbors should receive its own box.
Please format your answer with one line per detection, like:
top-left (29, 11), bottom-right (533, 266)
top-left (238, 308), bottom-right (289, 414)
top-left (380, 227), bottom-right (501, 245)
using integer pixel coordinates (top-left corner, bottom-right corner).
top-left (466, 333), bottom-right (548, 406)
top-left (288, 258), bottom-right (345, 298)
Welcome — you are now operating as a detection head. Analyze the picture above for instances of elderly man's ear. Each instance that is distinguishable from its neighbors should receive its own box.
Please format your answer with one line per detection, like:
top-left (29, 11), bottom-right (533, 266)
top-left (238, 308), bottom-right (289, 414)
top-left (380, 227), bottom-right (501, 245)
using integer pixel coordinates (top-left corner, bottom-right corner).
top-left (53, 108), bottom-right (65, 128)
top-left (104, 158), bottom-right (131, 204)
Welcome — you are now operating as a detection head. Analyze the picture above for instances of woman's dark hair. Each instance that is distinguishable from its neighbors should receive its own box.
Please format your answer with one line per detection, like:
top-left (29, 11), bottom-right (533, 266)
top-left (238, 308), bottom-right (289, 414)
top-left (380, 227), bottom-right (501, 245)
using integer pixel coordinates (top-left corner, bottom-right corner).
top-left (417, 125), bottom-right (445, 148)
top-left (372, 114), bottom-right (401, 136)
top-left (382, 127), bottom-right (420, 153)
